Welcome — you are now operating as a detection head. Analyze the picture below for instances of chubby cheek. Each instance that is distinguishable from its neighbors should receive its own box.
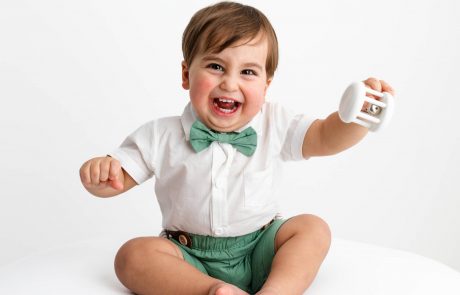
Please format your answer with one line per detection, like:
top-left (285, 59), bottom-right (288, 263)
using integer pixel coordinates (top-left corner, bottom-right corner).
top-left (243, 85), bottom-right (266, 112)
top-left (189, 75), bottom-right (214, 105)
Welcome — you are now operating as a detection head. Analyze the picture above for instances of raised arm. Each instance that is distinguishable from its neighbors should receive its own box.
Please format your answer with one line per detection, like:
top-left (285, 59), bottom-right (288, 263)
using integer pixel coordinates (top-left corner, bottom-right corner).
top-left (302, 78), bottom-right (395, 158)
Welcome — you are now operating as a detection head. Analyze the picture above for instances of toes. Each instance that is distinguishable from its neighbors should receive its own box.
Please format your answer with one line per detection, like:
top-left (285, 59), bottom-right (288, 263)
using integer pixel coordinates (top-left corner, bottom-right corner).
top-left (209, 283), bottom-right (248, 295)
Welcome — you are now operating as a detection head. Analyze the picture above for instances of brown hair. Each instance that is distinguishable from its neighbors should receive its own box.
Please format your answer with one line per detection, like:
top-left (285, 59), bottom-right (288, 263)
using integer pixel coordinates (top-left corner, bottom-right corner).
top-left (182, 1), bottom-right (278, 79)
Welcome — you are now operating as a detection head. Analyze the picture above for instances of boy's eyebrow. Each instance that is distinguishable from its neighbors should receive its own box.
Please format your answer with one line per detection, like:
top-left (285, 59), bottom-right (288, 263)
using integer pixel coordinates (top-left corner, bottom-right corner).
top-left (202, 55), bottom-right (264, 71)
top-left (242, 62), bottom-right (264, 71)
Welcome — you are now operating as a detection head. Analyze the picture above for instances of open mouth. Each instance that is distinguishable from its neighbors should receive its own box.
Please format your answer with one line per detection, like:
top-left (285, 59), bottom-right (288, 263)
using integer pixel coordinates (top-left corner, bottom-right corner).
top-left (212, 97), bottom-right (242, 114)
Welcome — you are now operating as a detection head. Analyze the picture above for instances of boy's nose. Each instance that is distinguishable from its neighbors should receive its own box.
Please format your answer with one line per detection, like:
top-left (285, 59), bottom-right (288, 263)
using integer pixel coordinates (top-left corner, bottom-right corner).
top-left (219, 74), bottom-right (239, 92)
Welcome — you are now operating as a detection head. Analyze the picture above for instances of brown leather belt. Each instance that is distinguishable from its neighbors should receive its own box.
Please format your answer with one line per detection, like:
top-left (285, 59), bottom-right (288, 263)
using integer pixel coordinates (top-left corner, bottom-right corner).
top-left (165, 219), bottom-right (275, 248)
top-left (165, 230), bottom-right (193, 247)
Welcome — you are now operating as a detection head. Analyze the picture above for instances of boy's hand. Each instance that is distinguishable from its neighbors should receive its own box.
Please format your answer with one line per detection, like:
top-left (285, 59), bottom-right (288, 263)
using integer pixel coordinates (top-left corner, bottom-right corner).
top-left (80, 156), bottom-right (124, 192)
top-left (362, 77), bottom-right (396, 111)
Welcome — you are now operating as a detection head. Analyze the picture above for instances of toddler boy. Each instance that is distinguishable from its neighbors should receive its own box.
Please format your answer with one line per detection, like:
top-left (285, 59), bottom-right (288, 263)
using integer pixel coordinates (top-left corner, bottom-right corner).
top-left (80, 2), bottom-right (395, 294)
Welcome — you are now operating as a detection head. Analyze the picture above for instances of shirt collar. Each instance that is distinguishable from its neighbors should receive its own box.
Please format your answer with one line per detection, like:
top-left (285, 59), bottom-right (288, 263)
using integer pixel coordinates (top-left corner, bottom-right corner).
top-left (180, 102), bottom-right (263, 141)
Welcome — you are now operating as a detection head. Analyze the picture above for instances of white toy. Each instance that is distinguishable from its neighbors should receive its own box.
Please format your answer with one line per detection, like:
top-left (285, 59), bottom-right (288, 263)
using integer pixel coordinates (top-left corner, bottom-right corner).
top-left (339, 81), bottom-right (394, 132)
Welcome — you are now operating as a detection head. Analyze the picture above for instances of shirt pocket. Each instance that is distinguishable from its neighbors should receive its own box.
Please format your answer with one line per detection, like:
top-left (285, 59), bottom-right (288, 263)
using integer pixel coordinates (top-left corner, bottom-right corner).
top-left (243, 166), bottom-right (274, 208)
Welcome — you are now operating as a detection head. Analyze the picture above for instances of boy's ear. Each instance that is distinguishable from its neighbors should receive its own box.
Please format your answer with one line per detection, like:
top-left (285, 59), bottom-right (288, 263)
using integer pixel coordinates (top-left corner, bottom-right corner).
top-left (181, 61), bottom-right (190, 90)
top-left (264, 78), bottom-right (272, 96)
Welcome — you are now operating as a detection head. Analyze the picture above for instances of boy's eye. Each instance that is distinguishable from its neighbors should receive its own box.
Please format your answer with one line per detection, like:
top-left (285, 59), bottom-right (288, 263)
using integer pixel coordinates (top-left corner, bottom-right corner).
top-left (242, 69), bottom-right (256, 76)
top-left (207, 63), bottom-right (224, 71)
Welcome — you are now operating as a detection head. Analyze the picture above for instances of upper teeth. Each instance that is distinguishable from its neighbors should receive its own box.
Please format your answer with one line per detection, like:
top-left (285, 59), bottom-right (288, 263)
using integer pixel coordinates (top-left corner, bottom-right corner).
top-left (218, 98), bottom-right (235, 103)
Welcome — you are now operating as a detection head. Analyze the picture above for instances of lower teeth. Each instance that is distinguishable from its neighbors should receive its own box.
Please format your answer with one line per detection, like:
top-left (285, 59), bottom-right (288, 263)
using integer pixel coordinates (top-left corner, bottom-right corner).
top-left (214, 102), bottom-right (236, 113)
top-left (220, 108), bottom-right (233, 113)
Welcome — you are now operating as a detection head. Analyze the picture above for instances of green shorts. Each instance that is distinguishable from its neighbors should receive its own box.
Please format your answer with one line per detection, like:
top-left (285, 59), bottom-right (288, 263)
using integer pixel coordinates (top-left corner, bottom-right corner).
top-left (168, 219), bottom-right (286, 294)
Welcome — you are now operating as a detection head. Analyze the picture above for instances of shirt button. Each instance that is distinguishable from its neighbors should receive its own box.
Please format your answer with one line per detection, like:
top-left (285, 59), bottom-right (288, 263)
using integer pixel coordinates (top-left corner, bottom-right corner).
top-left (214, 228), bottom-right (224, 235)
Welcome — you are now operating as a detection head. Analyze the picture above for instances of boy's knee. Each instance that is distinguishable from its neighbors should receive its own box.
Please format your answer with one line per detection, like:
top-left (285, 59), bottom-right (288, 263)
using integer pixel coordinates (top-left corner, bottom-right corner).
top-left (114, 237), bottom-right (144, 281)
top-left (114, 237), bottom-right (182, 283)
top-left (296, 214), bottom-right (331, 250)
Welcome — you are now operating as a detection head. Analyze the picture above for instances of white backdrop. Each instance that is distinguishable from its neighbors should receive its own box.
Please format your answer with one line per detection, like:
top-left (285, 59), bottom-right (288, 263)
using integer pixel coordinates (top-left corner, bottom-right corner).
top-left (1, 0), bottom-right (459, 271)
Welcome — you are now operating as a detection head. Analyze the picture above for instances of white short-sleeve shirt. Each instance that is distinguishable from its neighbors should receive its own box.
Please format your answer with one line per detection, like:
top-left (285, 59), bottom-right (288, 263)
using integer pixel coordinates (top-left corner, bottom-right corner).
top-left (110, 102), bottom-right (315, 237)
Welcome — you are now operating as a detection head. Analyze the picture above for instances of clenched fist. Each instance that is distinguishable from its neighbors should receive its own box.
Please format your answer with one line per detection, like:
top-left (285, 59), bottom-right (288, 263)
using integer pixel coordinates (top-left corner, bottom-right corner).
top-left (80, 156), bottom-right (125, 196)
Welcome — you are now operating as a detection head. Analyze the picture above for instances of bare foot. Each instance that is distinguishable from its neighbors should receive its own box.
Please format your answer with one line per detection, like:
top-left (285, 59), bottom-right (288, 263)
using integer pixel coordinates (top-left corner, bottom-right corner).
top-left (208, 282), bottom-right (249, 295)
top-left (255, 286), bottom-right (281, 295)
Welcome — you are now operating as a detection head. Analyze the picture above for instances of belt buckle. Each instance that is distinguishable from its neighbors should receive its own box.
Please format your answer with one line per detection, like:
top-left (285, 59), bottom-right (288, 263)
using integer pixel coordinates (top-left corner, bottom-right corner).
top-left (166, 230), bottom-right (192, 248)
top-left (178, 232), bottom-right (190, 246)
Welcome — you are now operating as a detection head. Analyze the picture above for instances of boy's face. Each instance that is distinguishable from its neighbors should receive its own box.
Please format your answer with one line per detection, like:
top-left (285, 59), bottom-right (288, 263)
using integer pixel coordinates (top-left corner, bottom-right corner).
top-left (182, 36), bottom-right (271, 133)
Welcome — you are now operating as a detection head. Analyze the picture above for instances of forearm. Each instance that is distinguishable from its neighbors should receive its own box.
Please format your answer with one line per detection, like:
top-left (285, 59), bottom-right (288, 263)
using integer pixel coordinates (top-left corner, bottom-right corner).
top-left (320, 111), bottom-right (368, 155)
top-left (303, 78), bottom-right (395, 158)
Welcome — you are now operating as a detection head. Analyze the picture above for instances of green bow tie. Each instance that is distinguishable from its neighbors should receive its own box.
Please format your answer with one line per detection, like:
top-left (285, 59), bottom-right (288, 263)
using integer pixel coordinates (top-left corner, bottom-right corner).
top-left (189, 120), bottom-right (257, 156)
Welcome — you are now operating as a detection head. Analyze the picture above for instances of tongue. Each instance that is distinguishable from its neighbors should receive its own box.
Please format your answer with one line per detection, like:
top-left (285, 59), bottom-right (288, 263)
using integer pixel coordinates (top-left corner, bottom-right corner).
top-left (216, 100), bottom-right (235, 110)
